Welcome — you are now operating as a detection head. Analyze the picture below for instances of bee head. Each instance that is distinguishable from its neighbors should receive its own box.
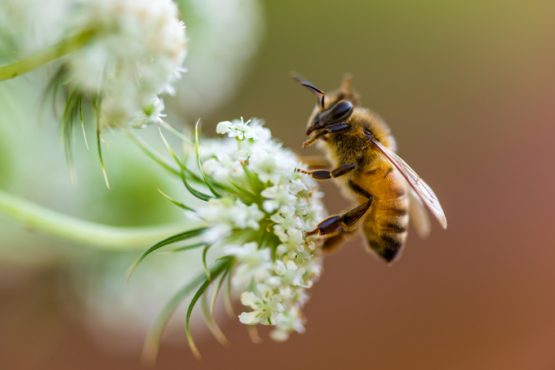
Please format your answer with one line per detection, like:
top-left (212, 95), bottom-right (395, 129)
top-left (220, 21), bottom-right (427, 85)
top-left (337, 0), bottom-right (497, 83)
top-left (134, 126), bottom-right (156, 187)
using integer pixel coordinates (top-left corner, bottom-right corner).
top-left (292, 74), bottom-right (358, 135)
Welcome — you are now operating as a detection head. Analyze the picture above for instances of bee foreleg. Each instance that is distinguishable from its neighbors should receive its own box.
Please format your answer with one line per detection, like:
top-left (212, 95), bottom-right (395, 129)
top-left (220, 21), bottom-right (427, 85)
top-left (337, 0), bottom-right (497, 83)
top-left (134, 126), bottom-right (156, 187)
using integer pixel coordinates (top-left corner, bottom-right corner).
top-left (306, 197), bottom-right (373, 237)
top-left (302, 123), bottom-right (351, 148)
top-left (297, 163), bottom-right (356, 180)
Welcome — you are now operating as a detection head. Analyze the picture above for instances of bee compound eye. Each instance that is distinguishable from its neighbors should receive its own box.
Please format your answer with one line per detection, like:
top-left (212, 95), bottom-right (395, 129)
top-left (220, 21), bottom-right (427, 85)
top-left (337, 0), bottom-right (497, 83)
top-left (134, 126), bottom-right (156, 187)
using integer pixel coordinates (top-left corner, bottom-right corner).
top-left (312, 100), bottom-right (354, 129)
top-left (329, 101), bottom-right (353, 122)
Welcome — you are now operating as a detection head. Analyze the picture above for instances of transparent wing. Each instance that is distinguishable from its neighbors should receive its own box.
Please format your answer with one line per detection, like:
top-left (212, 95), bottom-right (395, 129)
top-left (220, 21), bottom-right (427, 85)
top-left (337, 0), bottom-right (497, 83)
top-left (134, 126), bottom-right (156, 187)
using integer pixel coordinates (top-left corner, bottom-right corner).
top-left (409, 189), bottom-right (431, 238)
top-left (367, 134), bottom-right (447, 229)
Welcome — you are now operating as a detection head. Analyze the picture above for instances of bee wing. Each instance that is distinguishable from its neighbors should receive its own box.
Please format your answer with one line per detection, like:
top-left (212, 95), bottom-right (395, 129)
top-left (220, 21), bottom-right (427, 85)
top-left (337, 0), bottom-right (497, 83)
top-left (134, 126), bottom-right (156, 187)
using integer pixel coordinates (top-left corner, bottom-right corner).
top-left (367, 135), bottom-right (447, 229)
top-left (409, 189), bottom-right (432, 238)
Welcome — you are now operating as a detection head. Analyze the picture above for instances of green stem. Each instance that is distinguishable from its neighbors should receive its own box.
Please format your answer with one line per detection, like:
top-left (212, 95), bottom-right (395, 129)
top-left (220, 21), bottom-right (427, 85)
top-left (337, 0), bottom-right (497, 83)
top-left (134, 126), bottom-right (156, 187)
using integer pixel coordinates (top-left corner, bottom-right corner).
top-left (0, 190), bottom-right (184, 251)
top-left (0, 28), bottom-right (97, 81)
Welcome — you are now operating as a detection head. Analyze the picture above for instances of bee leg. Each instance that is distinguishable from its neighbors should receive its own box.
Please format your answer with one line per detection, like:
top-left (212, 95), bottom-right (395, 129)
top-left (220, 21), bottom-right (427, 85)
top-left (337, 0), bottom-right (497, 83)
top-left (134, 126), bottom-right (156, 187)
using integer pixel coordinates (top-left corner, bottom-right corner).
top-left (297, 163), bottom-right (356, 180)
top-left (321, 230), bottom-right (355, 253)
top-left (302, 123), bottom-right (351, 148)
top-left (297, 155), bottom-right (330, 169)
top-left (306, 197), bottom-right (373, 237)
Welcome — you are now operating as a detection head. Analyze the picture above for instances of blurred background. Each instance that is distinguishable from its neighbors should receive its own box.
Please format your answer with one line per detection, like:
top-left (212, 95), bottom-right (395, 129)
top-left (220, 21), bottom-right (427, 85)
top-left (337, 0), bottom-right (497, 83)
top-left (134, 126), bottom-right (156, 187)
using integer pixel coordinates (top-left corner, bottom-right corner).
top-left (2, 0), bottom-right (555, 369)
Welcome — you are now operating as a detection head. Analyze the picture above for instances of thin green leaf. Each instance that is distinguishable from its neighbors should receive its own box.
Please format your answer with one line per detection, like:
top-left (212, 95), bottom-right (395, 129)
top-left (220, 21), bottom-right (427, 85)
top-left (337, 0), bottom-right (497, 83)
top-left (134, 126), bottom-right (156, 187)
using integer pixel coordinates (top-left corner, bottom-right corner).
top-left (157, 127), bottom-right (205, 184)
top-left (185, 259), bottom-right (232, 358)
top-left (158, 120), bottom-right (192, 144)
top-left (181, 171), bottom-right (213, 202)
top-left (141, 262), bottom-right (224, 364)
top-left (170, 242), bottom-right (206, 253)
top-left (127, 228), bottom-right (206, 280)
top-left (159, 129), bottom-right (213, 201)
top-left (125, 130), bottom-right (180, 177)
top-left (200, 291), bottom-right (228, 345)
top-left (242, 163), bottom-right (264, 193)
top-left (209, 179), bottom-right (256, 204)
top-left (194, 120), bottom-right (221, 197)
top-left (223, 265), bottom-right (236, 318)
top-left (157, 188), bottom-right (195, 212)
top-left (42, 66), bottom-right (65, 117)
top-left (202, 244), bottom-right (212, 281)
top-left (78, 96), bottom-right (89, 150)
top-left (159, 128), bottom-right (188, 171)
top-left (210, 267), bottom-right (230, 315)
top-left (258, 229), bottom-right (269, 249)
top-left (229, 181), bottom-right (258, 204)
top-left (93, 98), bottom-right (110, 189)
top-left (61, 89), bottom-right (77, 179)
top-left (180, 152), bottom-right (204, 184)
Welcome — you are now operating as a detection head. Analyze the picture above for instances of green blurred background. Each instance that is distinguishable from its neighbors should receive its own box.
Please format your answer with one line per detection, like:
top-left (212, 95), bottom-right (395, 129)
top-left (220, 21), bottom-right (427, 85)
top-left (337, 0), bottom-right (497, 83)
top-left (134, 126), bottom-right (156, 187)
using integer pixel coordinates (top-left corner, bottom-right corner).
top-left (2, 0), bottom-right (555, 369)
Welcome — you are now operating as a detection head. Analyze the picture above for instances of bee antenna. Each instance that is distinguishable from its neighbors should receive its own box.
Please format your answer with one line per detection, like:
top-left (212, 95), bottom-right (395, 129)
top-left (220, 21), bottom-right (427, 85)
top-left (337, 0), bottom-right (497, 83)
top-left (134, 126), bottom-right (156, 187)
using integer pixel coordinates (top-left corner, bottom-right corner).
top-left (291, 72), bottom-right (325, 109)
top-left (341, 73), bottom-right (353, 94)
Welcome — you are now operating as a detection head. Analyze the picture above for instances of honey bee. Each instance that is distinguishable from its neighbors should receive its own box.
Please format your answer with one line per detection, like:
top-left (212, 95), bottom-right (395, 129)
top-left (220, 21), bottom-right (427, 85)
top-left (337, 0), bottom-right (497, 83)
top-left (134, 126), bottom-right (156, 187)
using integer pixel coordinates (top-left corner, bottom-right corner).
top-left (294, 74), bottom-right (447, 262)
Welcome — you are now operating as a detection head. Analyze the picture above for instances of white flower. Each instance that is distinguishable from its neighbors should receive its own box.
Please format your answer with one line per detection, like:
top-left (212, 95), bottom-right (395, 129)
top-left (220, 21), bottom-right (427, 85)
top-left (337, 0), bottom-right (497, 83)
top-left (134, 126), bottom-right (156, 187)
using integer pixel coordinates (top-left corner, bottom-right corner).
top-left (185, 118), bottom-right (326, 340)
top-left (262, 185), bottom-right (297, 212)
top-left (137, 97), bottom-right (166, 126)
top-left (238, 292), bottom-right (264, 324)
top-left (270, 309), bottom-right (305, 342)
top-left (2, 0), bottom-right (186, 129)
top-left (150, 118), bottom-right (326, 344)
top-left (216, 118), bottom-right (271, 142)
top-left (2, 0), bottom-right (185, 127)
top-left (64, 0), bottom-right (186, 127)
top-left (238, 287), bottom-right (284, 325)
top-left (224, 243), bottom-right (272, 288)
top-left (197, 198), bottom-right (264, 243)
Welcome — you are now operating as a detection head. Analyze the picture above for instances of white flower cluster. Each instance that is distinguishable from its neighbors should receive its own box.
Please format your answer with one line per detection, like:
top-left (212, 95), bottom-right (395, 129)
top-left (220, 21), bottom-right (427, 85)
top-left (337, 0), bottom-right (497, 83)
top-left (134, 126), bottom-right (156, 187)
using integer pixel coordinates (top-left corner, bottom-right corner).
top-left (0, 0), bottom-right (186, 127)
top-left (196, 118), bottom-right (326, 341)
top-left (67, 0), bottom-right (187, 126)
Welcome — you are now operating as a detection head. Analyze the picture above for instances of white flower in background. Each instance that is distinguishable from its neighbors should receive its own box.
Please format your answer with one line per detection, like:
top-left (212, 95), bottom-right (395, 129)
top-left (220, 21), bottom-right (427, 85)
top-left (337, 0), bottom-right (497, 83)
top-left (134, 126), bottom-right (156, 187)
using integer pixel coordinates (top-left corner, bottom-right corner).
top-left (0, 0), bottom-right (187, 128)
top-left (134, 118), bottom-right (326, 353)
top-left (66, 0), bottom-right (187, 127)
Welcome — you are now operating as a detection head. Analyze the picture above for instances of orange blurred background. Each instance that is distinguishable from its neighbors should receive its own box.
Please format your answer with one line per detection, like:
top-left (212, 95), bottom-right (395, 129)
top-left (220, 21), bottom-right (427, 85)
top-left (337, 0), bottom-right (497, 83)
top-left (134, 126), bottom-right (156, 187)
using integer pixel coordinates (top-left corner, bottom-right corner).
top-left (2, 0), bottom-right (555, 369)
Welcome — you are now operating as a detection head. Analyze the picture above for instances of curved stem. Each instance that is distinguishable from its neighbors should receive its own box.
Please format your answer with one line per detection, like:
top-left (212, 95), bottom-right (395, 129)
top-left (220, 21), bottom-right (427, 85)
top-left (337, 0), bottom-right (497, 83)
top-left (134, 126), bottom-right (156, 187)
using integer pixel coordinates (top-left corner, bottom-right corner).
top-left (0, 28), bottom-right (97, 81)
top-left (0, 190), bottom-right (185, 251)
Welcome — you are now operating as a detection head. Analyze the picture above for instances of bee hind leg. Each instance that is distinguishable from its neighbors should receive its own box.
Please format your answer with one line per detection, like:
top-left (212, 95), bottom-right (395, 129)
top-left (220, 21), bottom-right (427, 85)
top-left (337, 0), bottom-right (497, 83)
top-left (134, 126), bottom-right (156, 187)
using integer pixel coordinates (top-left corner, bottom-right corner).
top-left (307, 196), bottom-right (373, 238)
top-left (307, 181), bottom-right (373, 251)
top-left (321, 230), bottom-right (356, 253)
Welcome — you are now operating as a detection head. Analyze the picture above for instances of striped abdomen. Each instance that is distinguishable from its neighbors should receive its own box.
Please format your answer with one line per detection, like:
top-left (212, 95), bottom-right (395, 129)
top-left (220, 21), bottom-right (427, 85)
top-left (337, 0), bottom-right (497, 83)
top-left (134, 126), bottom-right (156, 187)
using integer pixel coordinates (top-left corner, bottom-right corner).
top-left (361, 166), bottom-right (409, 262)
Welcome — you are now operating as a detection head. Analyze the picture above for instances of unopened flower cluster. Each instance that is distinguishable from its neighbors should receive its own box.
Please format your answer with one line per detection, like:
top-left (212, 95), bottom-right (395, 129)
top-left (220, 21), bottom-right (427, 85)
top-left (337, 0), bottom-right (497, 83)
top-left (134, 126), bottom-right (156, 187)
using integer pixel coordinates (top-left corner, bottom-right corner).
top-left (196, 119), bottom-right (326, 341)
